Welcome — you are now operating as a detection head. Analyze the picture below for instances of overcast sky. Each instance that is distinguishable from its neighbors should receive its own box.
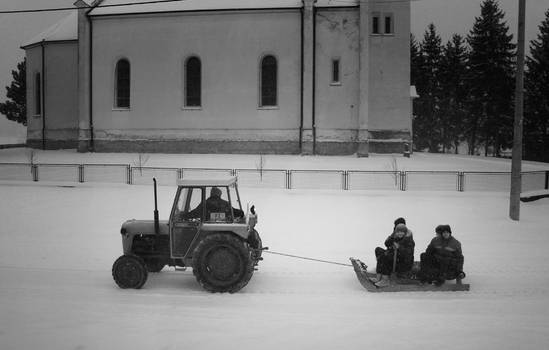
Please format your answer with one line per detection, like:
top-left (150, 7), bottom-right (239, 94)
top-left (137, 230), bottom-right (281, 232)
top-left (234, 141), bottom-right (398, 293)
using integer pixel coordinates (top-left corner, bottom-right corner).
top-left (1, 0), bottom-right (548, 136)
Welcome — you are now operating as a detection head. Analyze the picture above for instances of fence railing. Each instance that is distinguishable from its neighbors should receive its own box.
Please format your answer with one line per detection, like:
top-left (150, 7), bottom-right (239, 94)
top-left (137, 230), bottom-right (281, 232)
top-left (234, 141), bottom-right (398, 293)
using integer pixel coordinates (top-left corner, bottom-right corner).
top-left (0, 162), bottom-right (548, 192)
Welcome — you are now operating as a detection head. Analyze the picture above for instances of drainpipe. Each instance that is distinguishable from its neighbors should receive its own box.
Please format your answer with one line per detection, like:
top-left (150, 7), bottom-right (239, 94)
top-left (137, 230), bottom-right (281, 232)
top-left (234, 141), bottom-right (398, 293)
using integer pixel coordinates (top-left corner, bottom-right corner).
top-left (86, 8), bottom-right (95, 151)
top-left (299, 7), bottom-right (304, 151)
top-left (312, 4), bottom-right (317, 154)
top-left (41, 40), bottom-right (46, 150)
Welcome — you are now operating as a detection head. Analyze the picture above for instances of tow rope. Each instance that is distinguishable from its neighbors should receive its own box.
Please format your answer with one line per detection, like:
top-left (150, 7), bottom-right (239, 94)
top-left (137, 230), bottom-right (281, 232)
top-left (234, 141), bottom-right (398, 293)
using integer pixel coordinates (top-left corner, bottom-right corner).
top-left (263, 250), bottom-right (352, 267)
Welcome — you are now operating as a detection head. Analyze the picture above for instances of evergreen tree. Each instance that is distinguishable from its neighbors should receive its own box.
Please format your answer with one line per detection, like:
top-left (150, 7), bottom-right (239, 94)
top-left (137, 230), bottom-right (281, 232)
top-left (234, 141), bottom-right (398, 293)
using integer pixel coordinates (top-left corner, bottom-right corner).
top-left (414, 23), bottom-right (443, 152)
top-left (525, 9), bottom-right (549, 162)
top-left (0, 59), bottom-right (27, 126)
top-left (410, 34), bottom-right (423, 87)
top-left (440, 34), bottom-right (469, 153)
top-left (466, 0), bottom-right (515, 156)
top-left (410, 34), bottom-right (424, 151)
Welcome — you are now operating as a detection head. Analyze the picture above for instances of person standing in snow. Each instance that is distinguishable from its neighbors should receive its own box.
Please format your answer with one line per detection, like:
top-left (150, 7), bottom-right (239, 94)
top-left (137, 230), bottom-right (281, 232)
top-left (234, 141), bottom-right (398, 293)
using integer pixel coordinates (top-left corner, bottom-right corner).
top-left (370, 218), bottom-right (415, 288)
top-left (418, 224), bottom-right (465, 286)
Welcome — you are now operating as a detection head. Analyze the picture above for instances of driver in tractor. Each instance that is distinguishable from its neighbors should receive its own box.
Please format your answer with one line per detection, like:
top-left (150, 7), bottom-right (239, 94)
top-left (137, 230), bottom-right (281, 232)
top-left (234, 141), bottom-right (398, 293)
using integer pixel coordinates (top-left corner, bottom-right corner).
top-left (185, 187), bottom-right (244, 222)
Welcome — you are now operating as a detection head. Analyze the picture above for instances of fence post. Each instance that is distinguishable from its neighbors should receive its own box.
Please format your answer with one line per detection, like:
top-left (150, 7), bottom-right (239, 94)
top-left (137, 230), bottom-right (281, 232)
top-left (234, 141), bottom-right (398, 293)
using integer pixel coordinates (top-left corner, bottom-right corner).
top-left (344, 171), bottom-right (349, 190)
top-left (32, 165), bottom-right (39, 182)
top-left (126, 165), bottom-right (132, 185)
top-left (177, 168), bottom-right (183, 180)
top-left (458, 172), bottom-right (464, 192)
top-left (400, 171), bottom-right (407, 191)
top-left (545, 171), bottom-right (549, 190)
top-left (286, 170), bottom-right (292, 189)
top-left (78, 165), bottom-right (84, 183)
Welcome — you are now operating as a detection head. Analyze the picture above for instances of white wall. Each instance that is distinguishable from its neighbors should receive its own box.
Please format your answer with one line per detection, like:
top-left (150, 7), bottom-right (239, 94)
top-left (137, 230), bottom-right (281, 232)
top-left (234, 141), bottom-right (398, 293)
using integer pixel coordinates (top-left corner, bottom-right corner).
top-left (368, 1), bottom-right (411, 132)
top-left (91, 10), bottom-right (302, 143)
top-left (26, 42), bottom-right (78, 146)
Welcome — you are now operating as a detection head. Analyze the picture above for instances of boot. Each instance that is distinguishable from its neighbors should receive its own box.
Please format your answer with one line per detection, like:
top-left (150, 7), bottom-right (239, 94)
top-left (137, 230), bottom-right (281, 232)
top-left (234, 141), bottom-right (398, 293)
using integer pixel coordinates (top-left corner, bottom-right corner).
top-left (375, 275), bottom-right (390, 288)
top-left (369, 273), bottom-right (382, 283)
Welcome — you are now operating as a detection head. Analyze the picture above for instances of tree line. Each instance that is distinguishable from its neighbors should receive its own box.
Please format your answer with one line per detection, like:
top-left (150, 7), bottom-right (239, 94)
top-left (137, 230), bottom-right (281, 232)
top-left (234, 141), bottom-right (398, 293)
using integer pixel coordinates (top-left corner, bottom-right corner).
top-left (412, 0), bottom-right (549, 162)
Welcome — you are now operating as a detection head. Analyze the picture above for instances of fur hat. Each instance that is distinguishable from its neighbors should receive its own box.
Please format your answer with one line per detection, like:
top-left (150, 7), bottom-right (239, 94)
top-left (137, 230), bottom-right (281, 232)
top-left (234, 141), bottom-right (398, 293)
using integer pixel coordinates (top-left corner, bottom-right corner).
top-left (210, 187), bottom-right (222, 198)
top-left (436, 224), bottom-right (452, 235)
top-left (394, 217), bottom-right (406, 226)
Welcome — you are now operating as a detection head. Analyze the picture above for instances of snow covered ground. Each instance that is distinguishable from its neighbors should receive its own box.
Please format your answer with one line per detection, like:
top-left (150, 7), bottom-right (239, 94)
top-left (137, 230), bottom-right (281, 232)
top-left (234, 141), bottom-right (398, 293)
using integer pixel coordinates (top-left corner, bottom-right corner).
top-left (0, 136), bottom-right (25, 146)
top-left (1, 150), bottom-right (549, 350)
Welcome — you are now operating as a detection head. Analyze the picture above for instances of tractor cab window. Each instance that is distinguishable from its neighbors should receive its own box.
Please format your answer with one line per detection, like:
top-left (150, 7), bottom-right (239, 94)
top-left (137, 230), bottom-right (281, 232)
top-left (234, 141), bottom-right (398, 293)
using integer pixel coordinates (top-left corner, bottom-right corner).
top-left (204, 186), bottom-right (232, 222)
top-left (228, 184), bottom-right (244, 223)
top-left (175, 187), bottom-right (203, 222)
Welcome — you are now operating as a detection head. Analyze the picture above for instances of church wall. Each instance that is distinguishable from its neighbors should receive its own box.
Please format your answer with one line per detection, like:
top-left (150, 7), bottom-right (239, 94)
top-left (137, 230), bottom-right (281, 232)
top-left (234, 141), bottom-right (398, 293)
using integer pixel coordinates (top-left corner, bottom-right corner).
top-left (91, 10), bottom-right (303, 153)
top-left (26, 42), bottom-right (78, 149)
top-left (367, 1), bottom-right (411, 153)
top-left (26, 46), bottom-right (42, 146)
top-left (314, 8), bottom-right (360, 155)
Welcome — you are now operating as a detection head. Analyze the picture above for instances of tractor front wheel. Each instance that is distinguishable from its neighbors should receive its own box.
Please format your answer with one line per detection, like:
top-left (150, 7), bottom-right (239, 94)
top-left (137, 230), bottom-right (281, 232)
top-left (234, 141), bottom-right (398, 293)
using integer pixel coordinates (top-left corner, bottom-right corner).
top-left (192, 233), bottom-right (254, 293)
top-left (112, 255), bottom-right (148, 289)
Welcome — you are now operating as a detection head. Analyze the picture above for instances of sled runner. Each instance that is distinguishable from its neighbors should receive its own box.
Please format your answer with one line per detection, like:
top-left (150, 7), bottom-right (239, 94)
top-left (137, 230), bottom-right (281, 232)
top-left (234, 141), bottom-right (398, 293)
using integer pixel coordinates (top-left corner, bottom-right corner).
top-left (349, 258), bottom-right (470, 292)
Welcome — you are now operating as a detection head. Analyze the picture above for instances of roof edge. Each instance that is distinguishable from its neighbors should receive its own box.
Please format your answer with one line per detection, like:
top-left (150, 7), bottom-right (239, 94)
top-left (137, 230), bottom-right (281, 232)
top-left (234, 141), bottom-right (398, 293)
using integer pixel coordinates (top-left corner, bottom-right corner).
top-left (21, 39), bottom-right (78, 50)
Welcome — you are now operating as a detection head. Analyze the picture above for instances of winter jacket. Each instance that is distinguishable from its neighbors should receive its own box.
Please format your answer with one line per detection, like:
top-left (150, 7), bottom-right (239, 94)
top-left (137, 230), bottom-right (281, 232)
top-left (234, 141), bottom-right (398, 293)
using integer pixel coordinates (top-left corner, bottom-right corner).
top-left (186, 196), bottom-right (244, 221)
top-left (383, 229), bottom-right (415, 272)
top-left (426, 235), bottom-right (464, 272)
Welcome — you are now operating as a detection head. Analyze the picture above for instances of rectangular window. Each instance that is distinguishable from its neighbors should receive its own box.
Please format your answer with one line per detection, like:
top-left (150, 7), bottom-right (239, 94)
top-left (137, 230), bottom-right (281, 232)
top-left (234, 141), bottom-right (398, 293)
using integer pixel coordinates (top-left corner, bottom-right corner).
top-left (385, 15), bottom-right (394, 34)
top-left (331, 59), bottom-right (340, 84)
top-left (372, 15), bottom-right (380, 34)
top-left (35, 73), bottom-right (41, 115)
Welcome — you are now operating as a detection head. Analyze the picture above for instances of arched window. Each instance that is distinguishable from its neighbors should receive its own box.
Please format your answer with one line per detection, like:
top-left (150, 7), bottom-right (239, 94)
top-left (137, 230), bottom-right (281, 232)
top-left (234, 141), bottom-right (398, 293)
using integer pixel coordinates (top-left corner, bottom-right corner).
top-left (260, 55), bottom-right (277, 107)
top-left (115, 59), bottom-right (130, 108)
top-left (185, 56), bottom-right (201, 107)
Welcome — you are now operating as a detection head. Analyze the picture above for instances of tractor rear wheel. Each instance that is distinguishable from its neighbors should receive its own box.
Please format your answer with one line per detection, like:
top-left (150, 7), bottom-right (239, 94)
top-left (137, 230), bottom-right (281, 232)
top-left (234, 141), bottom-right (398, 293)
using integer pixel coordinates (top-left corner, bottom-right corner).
top-left (112, 254), bottom-right (148, 289)
top-left (192, 233), bottom-right (254, 293)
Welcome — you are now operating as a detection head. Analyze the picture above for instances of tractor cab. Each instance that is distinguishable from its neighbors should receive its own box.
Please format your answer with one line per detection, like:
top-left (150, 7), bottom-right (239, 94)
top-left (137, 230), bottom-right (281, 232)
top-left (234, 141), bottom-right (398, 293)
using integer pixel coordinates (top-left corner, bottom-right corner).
top-left (169, 177), bottom-right (252, 264)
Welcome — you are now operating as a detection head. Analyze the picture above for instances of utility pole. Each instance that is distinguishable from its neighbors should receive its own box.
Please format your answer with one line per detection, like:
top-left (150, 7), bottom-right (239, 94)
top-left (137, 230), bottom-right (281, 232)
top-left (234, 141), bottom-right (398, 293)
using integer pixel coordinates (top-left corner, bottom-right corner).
top-left (509, 0), bottom-right (525, 220)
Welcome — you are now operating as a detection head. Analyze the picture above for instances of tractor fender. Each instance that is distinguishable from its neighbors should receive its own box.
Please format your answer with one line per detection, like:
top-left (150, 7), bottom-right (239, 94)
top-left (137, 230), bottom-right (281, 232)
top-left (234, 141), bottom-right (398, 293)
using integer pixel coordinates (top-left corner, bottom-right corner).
top-left (200, 223), bottom-right (249, 240)
top-left (184, 230), bottom-right (248, 267)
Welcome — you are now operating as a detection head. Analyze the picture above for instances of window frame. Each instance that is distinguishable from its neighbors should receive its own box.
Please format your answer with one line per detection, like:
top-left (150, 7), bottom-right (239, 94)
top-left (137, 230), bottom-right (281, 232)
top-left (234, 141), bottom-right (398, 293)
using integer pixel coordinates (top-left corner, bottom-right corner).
top-left (371, 12), bottom-right (381, 35)
top-left (384, 14), bottom-right (394, 34)
top-left (330, 58), bottom-right (341, 86)
top-left (114, 58), bottom-right (130, 109)
top-left (371, 12), bottom-right (394, 36)
top-left (258, 54), bottom-right (278, 108)
top-left (184, 55), bottom-right (202, 108)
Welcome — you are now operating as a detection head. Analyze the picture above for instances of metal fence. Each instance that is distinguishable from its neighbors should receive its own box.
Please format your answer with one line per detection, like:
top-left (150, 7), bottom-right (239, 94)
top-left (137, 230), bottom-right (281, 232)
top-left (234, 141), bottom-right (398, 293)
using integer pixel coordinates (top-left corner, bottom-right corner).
top-left (0, 162), bottom-right (548, 192)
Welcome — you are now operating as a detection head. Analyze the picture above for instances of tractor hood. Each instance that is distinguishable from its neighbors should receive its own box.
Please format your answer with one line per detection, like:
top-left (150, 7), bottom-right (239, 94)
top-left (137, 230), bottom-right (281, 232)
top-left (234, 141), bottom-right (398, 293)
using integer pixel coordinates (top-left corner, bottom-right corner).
top-left (120, 219), bottom-right (170, 236)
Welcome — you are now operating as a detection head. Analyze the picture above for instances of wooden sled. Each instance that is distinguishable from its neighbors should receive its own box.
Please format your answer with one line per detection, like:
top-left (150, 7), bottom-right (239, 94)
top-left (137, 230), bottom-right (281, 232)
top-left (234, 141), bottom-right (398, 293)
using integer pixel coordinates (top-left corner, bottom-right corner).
top-left (349, 258), bottom-right (470, 292)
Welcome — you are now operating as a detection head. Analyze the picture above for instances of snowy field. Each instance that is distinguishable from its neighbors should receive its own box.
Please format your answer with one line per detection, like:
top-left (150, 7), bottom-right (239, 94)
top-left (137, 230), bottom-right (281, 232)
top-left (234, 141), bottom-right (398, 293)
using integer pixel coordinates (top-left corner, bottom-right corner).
top-left (0, 136), bottom-right (25, 146)
top-left (1, 150), bottom-right (549, 350)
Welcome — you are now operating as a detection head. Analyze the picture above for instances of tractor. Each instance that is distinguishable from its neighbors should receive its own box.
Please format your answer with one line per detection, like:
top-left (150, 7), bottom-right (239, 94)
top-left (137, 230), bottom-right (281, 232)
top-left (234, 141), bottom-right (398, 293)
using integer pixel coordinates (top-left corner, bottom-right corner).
top-left (112, 177), bottom-right (263, 293)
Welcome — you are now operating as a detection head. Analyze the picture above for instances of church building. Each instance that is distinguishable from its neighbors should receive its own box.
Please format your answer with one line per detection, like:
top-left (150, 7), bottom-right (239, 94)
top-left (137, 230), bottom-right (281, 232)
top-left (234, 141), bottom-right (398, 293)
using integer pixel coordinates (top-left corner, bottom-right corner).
top-left (22, 0), bottom-right (412, 155)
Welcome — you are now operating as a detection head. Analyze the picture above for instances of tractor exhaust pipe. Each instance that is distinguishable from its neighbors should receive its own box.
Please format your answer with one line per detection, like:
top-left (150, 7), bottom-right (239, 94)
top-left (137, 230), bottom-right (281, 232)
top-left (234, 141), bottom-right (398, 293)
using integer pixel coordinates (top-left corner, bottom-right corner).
top-left (153, 178), bottom-right (159, 236)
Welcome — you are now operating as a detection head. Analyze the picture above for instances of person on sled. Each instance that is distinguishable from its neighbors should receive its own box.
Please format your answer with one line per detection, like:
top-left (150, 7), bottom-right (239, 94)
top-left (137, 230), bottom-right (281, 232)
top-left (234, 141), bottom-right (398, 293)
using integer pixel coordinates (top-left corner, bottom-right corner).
top-left (370, 218), bottom-right (415, 288)
top-left (418, 224), bottom-right (465, 286)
